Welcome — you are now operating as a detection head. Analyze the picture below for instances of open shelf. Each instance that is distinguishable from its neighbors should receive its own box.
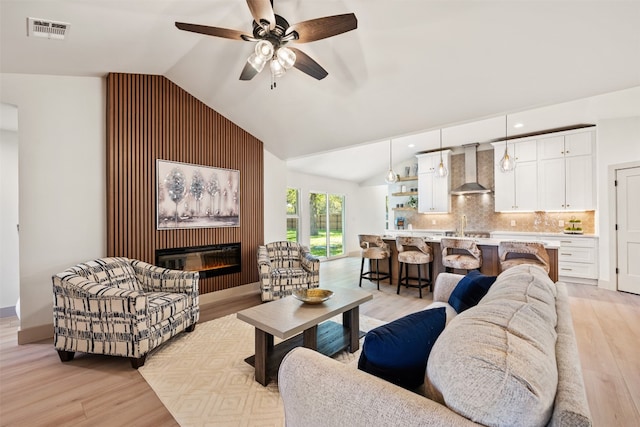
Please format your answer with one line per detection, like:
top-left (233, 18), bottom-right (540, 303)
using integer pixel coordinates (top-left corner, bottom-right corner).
top-left (391, 191), bottom-right (418, 197)
top-left (397, 175), bottom-right (418, 182)
top-left (392, 207), bottom-right (417, 211)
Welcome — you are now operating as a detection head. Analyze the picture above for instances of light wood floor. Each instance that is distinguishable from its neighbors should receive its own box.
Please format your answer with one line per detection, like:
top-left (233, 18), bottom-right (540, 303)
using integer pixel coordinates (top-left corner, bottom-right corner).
top-left (1, 257), bottom-right (638, 426)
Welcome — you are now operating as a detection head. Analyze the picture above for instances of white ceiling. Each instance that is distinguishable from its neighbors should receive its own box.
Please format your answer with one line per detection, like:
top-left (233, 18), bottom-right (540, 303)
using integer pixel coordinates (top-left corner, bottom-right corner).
top-left (2, 1), bottom-right (639, 183)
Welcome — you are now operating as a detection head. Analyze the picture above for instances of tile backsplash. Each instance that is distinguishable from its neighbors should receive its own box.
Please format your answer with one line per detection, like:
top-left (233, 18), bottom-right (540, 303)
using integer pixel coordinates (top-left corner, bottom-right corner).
top-left (398, 150), bottom-right (595, 234)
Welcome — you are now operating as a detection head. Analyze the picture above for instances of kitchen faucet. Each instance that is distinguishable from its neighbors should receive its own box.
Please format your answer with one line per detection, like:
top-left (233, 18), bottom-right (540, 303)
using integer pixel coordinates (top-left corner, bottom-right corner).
top-left (459, 214), bottom-right (467, 237)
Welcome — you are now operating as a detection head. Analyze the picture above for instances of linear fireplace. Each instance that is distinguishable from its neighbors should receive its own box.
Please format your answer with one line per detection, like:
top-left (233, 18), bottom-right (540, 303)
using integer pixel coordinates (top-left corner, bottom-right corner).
top-left (155, 243), bottom-right (241, 279)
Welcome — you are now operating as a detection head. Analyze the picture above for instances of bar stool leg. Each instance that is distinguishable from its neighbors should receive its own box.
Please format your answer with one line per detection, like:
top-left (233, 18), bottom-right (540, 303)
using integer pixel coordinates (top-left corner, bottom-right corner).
top-left (359, 257), bottom-right (365, 287)
top-left (375, 259), bottom-right (380, 290)
top-left (417, 265), bottom-right (423, 299)
top-left (396, 262), bottom-right (403, 295)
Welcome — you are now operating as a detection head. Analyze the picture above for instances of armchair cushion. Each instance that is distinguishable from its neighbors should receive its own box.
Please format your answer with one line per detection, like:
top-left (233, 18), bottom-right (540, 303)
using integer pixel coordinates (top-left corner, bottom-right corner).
top-left (147, 292), bottom-right (189, 325)
top-left (69, 258), bottom-right (142, 291)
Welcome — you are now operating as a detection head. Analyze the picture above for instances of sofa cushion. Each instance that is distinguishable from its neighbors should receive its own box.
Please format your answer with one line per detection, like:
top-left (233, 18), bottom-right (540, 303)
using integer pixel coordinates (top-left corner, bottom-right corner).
top-left (428, 265), bottom-right (558, 427)
top-left (358, 307), bottom-right (446, 389)
top-left (447, 270), bottom-right (496, 313)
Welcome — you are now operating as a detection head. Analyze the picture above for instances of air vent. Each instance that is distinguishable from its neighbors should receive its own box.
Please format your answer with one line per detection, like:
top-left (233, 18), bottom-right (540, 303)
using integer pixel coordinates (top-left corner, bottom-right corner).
top-left (27, 17), bottom-right (70, 40)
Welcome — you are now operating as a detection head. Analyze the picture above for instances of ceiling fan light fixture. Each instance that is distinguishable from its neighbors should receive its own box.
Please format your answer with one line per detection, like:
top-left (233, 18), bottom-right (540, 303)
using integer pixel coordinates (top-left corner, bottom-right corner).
top-left (276, 47), bottom-right (296, 69)
top-left (247, 53), bottom-right (266, 72)
top-left (254, 40), bottom-right (274, 60)
top-left (270, 58), bottom-right (286, 78)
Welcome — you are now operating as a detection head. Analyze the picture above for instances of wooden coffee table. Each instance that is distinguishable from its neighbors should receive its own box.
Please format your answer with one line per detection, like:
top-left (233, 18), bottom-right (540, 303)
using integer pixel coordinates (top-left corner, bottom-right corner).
top-left (236, 287), bottom-right (373, 386)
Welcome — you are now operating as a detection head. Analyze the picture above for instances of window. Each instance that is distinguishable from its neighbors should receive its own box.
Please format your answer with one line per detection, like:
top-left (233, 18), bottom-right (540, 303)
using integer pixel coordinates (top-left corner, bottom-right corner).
top-left (286, 188), bottom-right (299, 242)
top-left (309, 192), bottom-right (345, 258)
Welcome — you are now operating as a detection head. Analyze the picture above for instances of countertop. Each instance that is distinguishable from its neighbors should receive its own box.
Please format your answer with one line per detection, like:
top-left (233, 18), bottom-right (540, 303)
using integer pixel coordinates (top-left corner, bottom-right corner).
top-left (383, 234), bottom-right (561, 249)
top-left (385, 229), bottom-right (598, 240)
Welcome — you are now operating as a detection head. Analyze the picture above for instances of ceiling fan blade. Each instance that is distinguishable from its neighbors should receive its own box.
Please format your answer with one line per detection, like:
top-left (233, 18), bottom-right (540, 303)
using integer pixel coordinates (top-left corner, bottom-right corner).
top-left (175, 22), bottom-right (249, 40)
top-left (239, 62), bottom-right (260, 81)
top-left (247, 0), bottom-right (276, 30)
top-left (289, 48), bottom-right (328, 80)
top-left (287, 13), bottom-right (357, 43)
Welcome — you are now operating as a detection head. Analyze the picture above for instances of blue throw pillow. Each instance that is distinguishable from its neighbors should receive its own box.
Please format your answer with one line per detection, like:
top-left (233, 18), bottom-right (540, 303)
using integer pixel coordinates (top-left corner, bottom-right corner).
top-left (448, 270), bottom-right (497, 313)
top-left (357, 307), bottom-right (446, 389)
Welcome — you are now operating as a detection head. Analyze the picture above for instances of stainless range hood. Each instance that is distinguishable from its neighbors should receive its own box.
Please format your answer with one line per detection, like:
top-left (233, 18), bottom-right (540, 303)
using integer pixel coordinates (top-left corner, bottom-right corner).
top-left (451, 143), bottom-right (492, 195)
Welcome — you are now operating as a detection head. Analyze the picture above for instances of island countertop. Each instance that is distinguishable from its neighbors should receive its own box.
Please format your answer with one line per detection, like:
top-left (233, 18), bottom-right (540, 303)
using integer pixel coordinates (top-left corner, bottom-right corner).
top-left (378, 236), bottom-right (559, 286)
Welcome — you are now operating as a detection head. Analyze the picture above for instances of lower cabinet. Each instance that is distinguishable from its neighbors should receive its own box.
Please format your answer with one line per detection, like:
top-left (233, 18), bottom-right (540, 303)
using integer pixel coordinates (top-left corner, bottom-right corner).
top-left (557, 236), bottom-right (598, 283)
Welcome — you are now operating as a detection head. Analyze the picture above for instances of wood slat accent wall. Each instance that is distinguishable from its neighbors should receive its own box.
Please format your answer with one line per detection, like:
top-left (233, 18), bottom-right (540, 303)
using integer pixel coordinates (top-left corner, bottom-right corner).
top-left (106, 73), bottom-right (264, 294)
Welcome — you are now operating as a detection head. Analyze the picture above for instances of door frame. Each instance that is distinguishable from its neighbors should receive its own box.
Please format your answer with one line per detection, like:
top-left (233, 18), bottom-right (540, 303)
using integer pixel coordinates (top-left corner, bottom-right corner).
top-left (608, 160), bottom-right (640, 291)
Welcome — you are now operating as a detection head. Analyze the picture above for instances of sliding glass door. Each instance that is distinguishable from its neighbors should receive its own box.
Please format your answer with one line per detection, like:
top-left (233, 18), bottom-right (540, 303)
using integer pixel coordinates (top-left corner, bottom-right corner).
top-left (309, 192), bottom-right (345, 259)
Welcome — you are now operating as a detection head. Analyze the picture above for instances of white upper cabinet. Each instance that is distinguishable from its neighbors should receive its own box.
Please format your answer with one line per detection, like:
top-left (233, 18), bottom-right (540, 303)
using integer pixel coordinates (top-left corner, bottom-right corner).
top-left (492, 140), bottom-right (538, 211)
top-left (537, 130), bottom-right (595, 211)
top-left (417, 151), bottom-right (451, 213)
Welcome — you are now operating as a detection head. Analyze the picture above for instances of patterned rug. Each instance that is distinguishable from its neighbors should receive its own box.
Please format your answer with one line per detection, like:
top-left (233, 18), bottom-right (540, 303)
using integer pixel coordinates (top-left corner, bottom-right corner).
top-left (138, 313), bottom-right (385, 427)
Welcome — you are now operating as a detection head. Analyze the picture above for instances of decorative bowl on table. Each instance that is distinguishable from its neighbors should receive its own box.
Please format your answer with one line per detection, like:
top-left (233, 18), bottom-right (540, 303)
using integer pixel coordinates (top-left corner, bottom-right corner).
top-left (292, 289), bottom-right (334, 304)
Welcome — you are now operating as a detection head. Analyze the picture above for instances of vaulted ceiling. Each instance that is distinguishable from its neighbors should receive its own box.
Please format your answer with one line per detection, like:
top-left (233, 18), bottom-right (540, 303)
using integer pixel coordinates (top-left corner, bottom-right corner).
top-left (2, 1), bottom-right (639, 183)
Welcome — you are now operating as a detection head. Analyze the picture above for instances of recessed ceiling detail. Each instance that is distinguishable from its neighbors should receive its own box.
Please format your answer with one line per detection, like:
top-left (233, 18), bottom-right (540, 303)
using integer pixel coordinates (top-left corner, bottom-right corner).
top-left (27, 17), bottom-right (70, 40)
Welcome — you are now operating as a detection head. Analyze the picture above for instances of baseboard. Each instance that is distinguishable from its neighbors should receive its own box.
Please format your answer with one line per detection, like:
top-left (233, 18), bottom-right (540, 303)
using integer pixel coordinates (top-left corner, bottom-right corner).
top-left (18, 323), bottom-right (54, 345)
top-left (199, 282), bottom-right (260, 305)
top-left (0, 306), bottom-right (17, 318)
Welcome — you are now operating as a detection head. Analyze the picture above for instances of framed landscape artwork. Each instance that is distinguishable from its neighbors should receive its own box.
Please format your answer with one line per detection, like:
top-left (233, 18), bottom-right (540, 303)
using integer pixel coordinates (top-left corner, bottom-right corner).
top-left (157, 159), bottom-right (240, 229)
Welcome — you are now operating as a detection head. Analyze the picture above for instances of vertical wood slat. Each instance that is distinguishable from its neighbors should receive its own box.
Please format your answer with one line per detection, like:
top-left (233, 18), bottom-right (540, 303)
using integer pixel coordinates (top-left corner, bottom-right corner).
top-left (106, 73), bottom-right (264, 294)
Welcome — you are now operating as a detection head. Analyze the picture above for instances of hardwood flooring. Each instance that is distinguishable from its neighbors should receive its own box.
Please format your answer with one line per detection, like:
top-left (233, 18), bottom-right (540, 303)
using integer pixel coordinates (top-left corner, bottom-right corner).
top-left (1, 257), bottom-right (638, 426)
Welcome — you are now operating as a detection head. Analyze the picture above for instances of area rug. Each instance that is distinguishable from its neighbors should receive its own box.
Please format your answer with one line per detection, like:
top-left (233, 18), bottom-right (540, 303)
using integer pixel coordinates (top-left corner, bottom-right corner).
top-left (139, 313), bottom-right (385, 427)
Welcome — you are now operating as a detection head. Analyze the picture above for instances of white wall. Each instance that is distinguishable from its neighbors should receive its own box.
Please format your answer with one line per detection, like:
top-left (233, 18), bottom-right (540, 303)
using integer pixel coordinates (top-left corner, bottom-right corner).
top-left (0, 73), bottom-right (106, 335)
top-left (263, 149), bottom-right (287, 242)
top-left (596, 116), bottom-right (640, 289)
top-left (0, 127), bottom-right (20, 311)
top-left (285, 170), bottom-right (387, 256)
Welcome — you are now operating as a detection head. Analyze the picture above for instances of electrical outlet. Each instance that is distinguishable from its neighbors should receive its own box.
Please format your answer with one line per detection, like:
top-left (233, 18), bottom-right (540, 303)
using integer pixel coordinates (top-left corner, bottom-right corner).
top-left (432, 219), bottom-right (436, 225)
top-left (559, 220), bottom-right (565, 227)
top-left (510, 220), bottom-right (516, 227)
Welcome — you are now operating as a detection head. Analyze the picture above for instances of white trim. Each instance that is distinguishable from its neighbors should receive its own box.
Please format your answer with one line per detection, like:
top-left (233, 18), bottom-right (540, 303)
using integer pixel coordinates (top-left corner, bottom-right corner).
top-left (607, 160), bottom-right (640, 291)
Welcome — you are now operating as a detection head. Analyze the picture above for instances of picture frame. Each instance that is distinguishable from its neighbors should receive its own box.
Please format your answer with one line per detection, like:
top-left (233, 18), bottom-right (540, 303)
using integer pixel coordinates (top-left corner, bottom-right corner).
top-left (157, 159), bottom-right (240, 229)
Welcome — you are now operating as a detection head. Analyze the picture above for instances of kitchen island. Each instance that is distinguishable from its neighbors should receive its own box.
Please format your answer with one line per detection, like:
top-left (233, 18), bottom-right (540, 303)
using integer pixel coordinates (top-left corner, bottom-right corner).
top-left (378, 237), bottom-right (559, 287)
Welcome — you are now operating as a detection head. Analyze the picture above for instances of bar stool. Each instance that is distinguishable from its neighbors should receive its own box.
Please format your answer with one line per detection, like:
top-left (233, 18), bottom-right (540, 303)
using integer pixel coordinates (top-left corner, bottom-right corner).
top-left (396, 237), bottom-right (433, 298)
top-left (441, 238), bottom-right (482, 273)
top-left (499, 241), bottom-right (550, 273)
top-left (358, 235), bottom-right (391, 290)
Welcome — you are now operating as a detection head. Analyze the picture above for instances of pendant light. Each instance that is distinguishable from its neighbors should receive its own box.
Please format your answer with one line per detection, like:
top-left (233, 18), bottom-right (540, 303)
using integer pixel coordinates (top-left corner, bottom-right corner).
top-left (384, 139), bottom-right (398, 184)
top-left (499, 115), bottom-right (516, 172)
top-left (437, 129), bottom-right (448, 177)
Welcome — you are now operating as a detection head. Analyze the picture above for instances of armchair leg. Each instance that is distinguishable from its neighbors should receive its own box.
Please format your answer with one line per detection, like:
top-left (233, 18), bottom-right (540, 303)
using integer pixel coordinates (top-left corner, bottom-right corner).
top-left (185, 323), bottom-right (197, 332)
top-left (57, 350), bottom-right (75, 362)
top-left (130, 355), bottom-right (147, 369)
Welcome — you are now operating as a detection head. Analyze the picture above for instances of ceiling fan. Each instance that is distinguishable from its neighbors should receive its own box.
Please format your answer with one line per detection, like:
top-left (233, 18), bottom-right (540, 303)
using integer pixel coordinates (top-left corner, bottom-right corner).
top-left (175, 0), bottom-right (357, 88)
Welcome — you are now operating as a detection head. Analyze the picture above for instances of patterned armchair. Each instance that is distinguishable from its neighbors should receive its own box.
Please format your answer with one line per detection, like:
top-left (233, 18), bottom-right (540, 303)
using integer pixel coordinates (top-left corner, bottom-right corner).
top-left (258, 241), bottom-right (320, 302)
top-left (52, 257), bottom-right (199, 368)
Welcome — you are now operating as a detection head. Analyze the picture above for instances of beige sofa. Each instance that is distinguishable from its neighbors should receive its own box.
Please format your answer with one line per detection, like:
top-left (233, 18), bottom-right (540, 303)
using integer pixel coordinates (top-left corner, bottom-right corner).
top-left (278, 265), bottom-right (591, 427)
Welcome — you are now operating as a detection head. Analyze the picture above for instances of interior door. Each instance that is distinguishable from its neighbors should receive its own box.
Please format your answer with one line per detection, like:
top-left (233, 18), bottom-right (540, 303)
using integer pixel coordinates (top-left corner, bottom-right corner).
top-left (617, 166), bottom-right (640, 294)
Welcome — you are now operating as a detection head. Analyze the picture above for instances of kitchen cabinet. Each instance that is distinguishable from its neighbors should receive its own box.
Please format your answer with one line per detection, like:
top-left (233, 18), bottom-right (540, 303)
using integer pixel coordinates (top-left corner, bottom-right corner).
top-left (492, 140), bottom-right (538, 211)
top-left (416, 151), bottom-right (451, 213)
top-left (537, 130), bottom-right (595, 211)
